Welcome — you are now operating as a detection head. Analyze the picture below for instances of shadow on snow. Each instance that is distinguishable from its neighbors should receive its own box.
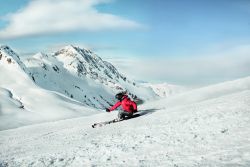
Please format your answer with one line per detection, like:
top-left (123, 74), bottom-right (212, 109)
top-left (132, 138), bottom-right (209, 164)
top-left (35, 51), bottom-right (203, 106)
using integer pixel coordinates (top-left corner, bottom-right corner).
top-left (125, 108), bottom-right (161, 120)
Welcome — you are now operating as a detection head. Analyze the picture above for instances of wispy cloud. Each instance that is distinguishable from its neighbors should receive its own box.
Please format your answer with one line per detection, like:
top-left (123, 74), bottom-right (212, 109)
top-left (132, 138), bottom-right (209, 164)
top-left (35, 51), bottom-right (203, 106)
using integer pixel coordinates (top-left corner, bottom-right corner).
top-left (107, 44), bottom-right (250, 86)
top-left (0, 0), bottom-right (142, 39)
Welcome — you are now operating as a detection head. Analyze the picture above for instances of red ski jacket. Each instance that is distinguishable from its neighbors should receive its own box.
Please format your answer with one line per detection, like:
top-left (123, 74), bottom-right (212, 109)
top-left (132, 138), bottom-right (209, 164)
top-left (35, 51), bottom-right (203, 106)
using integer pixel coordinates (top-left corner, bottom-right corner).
top-left (109, 95), bottom-right (137, 113)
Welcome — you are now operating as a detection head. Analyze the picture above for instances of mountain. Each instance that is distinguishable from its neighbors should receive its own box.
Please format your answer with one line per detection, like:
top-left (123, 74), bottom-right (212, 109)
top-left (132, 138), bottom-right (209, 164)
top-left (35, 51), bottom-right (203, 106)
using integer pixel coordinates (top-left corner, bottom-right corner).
top-left (54, 45), bottom-right (129, 86)
top-left (0, 46), bottom-right (99, 130)
top-left (0, 76), bottom-right (249, 166)
top-left (24, 45), bottom-right (156, 108)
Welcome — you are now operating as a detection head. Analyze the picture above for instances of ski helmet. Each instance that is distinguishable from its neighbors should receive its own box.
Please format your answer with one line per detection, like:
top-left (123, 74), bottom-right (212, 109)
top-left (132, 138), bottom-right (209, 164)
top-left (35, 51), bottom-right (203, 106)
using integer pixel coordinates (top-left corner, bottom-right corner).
top-left (115, 92), bottom-right (126, 101)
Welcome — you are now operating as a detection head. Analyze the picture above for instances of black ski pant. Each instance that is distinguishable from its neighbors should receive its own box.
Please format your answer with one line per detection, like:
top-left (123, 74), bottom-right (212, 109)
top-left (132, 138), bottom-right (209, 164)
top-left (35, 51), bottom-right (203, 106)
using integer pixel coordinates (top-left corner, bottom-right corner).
top-left (118, 110), bottom-right (133, 120)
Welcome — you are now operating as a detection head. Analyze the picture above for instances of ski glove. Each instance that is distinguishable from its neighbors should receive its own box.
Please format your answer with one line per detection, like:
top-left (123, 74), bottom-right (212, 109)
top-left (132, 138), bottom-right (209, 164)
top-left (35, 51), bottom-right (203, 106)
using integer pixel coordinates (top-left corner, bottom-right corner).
top-left (106, 108), bottom-right (110, 112)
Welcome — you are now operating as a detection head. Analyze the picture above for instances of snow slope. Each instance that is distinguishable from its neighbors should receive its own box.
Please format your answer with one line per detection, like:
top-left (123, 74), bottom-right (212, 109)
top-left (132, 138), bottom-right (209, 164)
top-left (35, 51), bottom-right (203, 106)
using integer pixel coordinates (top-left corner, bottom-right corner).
top-left (0, 76), bottom-right (249, 166)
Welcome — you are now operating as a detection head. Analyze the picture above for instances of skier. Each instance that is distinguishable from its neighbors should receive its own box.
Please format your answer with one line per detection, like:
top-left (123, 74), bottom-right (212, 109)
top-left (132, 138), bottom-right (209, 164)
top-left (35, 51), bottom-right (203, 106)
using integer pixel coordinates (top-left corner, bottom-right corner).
top-left (106, 92), bottom-right (137, 120)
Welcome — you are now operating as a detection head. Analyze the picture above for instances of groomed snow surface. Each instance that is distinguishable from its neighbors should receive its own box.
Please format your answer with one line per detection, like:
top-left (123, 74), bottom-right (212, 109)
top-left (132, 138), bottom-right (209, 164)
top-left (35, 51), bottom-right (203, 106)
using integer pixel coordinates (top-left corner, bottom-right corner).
top-left (1, 77), bottom-right (250, 167)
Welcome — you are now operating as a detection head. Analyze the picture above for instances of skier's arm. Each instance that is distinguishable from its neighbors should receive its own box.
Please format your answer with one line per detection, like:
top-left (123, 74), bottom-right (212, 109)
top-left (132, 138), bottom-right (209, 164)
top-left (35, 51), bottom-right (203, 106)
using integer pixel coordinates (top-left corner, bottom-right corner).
top-left (109, 101), bottom-right (121, 111)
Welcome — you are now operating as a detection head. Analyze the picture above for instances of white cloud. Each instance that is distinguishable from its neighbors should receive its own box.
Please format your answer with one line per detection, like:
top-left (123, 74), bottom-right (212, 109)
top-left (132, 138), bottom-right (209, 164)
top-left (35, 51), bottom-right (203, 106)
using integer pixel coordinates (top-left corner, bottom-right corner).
top-left (107, 44), bottom-right (250, 86)
top-left (0, 0), bottom-right (142, 39)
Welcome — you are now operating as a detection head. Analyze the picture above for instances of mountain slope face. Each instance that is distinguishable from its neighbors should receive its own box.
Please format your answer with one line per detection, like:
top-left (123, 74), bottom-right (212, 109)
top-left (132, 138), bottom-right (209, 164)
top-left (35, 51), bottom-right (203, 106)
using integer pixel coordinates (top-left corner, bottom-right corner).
top-left (0, 46), bottom-right (98, 130)
top-left (0, 77), bottom-right (249, 166)
top-left (24, 45), bottom-right (156, 108)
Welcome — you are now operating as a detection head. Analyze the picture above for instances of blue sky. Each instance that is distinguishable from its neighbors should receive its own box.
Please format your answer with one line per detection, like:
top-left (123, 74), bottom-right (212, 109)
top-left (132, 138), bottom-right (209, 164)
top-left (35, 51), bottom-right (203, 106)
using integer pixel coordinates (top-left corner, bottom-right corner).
top-left (0, 0), bottom-right (250, 85)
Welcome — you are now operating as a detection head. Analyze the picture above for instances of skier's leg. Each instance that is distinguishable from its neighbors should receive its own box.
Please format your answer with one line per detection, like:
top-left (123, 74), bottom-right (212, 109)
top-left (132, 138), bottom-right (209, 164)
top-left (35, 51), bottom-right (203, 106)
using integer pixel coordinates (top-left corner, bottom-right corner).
top-left (122, 111), bottom-right (133, 119)
top-left (125, 112), bottom-right (133, 118)
top-left (118, 110), bottom-right (134, 120)
top-left (118, 110), bottom-right (126, 120)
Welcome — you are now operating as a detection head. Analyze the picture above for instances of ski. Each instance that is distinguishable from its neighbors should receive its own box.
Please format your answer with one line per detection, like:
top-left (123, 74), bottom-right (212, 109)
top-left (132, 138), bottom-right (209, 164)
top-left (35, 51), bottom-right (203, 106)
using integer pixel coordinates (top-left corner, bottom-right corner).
top-left (91, 113), bottom-right (141, 128)
top-left (92, 118), bottom-right (121, 128)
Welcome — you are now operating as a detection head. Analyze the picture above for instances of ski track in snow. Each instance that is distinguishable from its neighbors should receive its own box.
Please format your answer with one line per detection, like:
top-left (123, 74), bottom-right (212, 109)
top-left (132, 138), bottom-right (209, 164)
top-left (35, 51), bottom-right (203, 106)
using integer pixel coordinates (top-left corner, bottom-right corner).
top-left (1, 90), bottom-right (250, 167)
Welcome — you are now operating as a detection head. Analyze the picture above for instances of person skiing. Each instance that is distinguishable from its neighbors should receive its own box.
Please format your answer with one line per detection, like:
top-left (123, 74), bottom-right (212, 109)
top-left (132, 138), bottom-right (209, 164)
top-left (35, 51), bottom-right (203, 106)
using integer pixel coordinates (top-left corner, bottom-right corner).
top-left (106, 92), bottom-right (137, 120)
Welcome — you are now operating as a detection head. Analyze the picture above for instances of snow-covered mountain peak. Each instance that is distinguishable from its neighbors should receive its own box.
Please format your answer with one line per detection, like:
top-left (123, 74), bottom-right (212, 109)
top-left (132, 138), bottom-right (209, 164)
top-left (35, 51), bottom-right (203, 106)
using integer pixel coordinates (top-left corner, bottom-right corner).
top-left (33, 52), bottom-right (48, 59)
top-left (0, 45), bottom-right (20, 62)
top-left (0, 45), bottom-right (26, 71)
top-left (53, 45), bottom-right (126, 84)
top-left (55, 45), bottom-right (91, 57)
top-left (55, 45), bottom-right (102, 63)
top-left (0, 45), bottom-right (9, 50)
top-left (58, 45), bottom-right (79, 55)
top-left (25, 52), bottom-right (55, 70)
